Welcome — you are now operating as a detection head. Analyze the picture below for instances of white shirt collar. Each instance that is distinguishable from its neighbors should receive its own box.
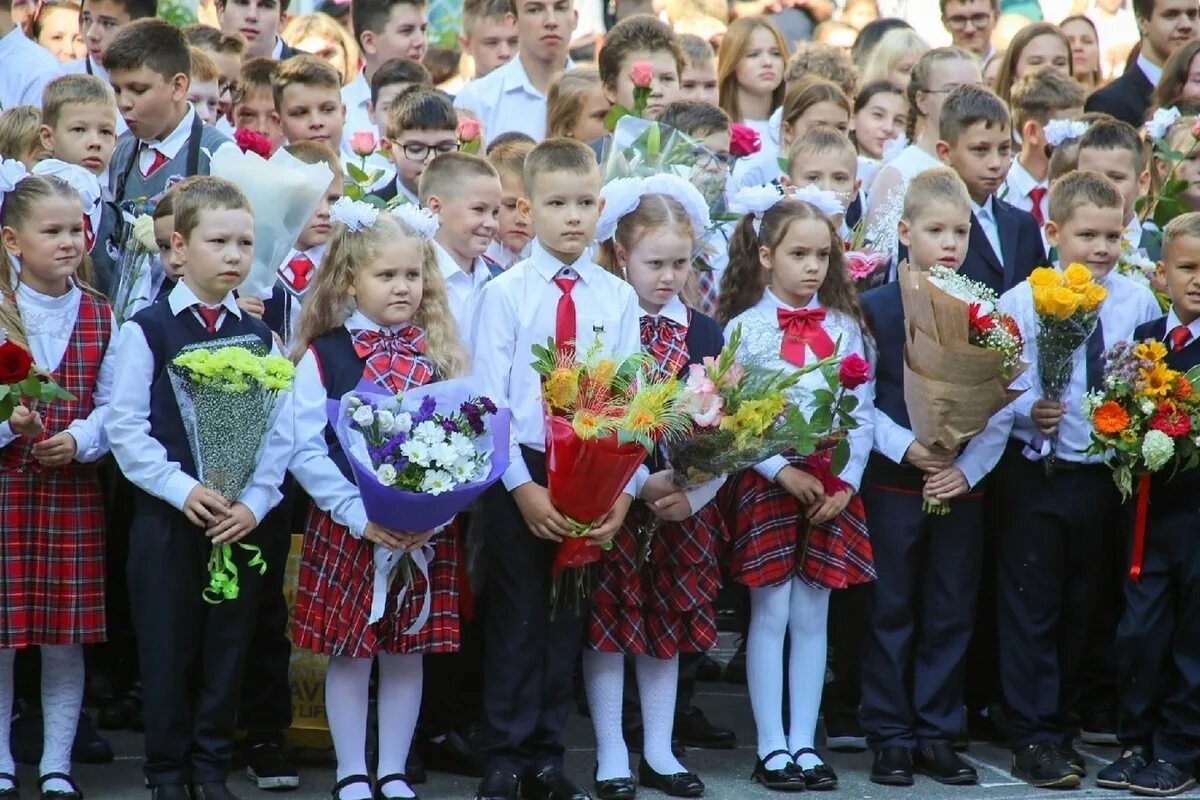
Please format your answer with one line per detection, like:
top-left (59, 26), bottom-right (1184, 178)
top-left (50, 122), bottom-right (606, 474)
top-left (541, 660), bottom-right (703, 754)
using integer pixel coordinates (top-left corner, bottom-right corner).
top-left (432, 239), bottom-right (488, 284)
top-left (971, 195), bottom-right (996, 219)
top-left (15, 280), bottom-right (80, 309)
top-left (168, 280), bottom-right (242, 318)
top-left (642, 294), bottom-right (689, 327)
top-left (1165, 308), bottom-right (1200, 342)
top-left (528, 239), bottom-right (599, 283)
top-left (1007, 158), bottom-right (1045, 197)
top-left (761, 286), bottom-right (820, 312)
top-left (281, 244), bottom-right (324, 272)
top-left (146, 105), bottom-right (197, 157)
top-left (1137, 52), bottom-right (1163, 87)
top-left (271, 37), bottom-right (284, 59)
top-left (344, 309), bottom-right (418, 334)
top-left (501, 53), bottom-right (576, 99)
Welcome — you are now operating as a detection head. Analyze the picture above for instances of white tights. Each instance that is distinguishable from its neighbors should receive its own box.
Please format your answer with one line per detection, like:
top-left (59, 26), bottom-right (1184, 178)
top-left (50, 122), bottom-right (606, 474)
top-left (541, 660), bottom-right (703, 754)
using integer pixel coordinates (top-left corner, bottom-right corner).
top-left (747, 579), bottom-right (830, 771)
top-left (0, 645), bottom-right (85, 793)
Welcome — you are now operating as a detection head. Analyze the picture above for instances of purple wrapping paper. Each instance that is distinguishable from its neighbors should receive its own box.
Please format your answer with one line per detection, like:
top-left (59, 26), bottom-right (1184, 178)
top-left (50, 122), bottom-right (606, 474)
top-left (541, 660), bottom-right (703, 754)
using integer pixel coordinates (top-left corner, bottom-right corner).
top-left (328, 378), bottom-right (511, 532)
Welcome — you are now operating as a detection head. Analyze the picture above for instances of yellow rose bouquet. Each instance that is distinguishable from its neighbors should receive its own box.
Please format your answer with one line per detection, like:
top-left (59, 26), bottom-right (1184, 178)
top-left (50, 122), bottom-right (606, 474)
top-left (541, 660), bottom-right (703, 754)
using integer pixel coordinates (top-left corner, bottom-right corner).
top-left (1027, 264), bottom-right (1108, 465)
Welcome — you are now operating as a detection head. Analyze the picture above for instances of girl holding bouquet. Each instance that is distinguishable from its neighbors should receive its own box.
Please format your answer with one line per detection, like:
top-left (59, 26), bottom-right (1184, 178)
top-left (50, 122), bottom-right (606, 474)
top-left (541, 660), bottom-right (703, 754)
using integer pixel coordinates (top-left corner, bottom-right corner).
top-left (717, 191), bottom-right (877, 792)
top-left (0, 172), bottom-right (119, 800)
top-left (289, 200), bottom-right (467, 800)
top-left (584, 176), bottom-right (725, 799)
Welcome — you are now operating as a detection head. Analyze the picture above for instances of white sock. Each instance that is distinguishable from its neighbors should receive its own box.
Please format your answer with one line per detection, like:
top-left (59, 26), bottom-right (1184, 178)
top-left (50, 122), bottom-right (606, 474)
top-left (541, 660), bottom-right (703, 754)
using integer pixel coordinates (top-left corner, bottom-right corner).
top-left (375, 653), bottom-right (422, 799)
top-left (634, 654), bottom-right (687, 776)
top-left (582, 649), bottom-right (631, 781)
top-left (786, 579), bottom-right (830, 770)
top-left (0, 649), bottom-right (14, 792)
top-left (325, 656), bottom-right (373, 800)
top-left (748, 583), bottom-right (792, 771)
top-left (39, 645), bottom-right (83, 793)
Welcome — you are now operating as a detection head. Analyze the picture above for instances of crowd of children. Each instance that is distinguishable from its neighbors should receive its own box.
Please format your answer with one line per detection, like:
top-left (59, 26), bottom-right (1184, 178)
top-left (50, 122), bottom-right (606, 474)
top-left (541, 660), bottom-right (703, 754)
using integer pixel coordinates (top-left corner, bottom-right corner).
top-left (6, 0), bottom-right (1200, 798)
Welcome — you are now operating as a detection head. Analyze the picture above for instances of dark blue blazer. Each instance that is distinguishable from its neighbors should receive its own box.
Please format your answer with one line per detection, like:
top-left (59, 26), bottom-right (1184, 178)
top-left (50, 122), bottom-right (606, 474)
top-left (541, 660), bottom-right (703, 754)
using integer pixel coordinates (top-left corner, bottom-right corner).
top-left (860, 282), bottom-right (923, 490)
top-left (1137, 316), bottom-right (1200, 514)
top-left (1085, 66), bottom-right (1153, 129)
top-left (959, 198), bottom-right (1046, 295)
top-left (372, 179), bottom-right (400, 203)
top-left (845, 192), bottom-right (863, 232)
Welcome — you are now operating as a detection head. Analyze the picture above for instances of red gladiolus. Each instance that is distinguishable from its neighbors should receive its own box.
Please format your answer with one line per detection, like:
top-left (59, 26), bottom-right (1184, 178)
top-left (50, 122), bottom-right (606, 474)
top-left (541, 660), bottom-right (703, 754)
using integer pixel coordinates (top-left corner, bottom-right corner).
top-left (729, 123), bottom-right (762, 157)
top-left (0, 340), bottom-right (32, 384)
top-left (233, 128), bottom-right (272, 159)
top-left (837, 353), bottom-right (871, 389)
top-left (1150, 402), bottom-right (1191, 437)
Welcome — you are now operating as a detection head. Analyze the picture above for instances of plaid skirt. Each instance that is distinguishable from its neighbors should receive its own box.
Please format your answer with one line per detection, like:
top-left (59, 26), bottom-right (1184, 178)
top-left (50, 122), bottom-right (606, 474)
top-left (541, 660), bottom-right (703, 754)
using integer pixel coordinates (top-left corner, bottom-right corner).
top-left (725, 458), bottom-right (875, 590)
top-left (588, 501), bottom-right (727, 658)
top-left (0, 468), bottom-right (106, 648)
top-left (293, 505), bottom-right (460, 658)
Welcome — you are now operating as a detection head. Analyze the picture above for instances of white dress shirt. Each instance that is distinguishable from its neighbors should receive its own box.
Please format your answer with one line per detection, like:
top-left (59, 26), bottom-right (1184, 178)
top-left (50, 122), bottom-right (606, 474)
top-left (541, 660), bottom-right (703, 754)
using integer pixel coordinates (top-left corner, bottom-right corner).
top-left (1004, 159), bottom-right (1048, 221)
top-left (725, 289), bottom-right (875, 490)
top-left (484, 239), bottom-right (529, 270)
top-left (137, 105), bottom-right (197, 177)
top-left (972, 196), bottom-right (1004, 265)
top-left (340, 69), bottom-right (396, 179)
top-left (454, 54), bottom-right (574, 145)
top-left (105, 281), bottom-right (292, 523)
top-left (1137, 52), bottom-right (1163, 88)
top-left (0, 283), bottom-right (118, 460)
top-left (432, 239), bottom-right (490, 353)
top-left (0, 26), bottom-right (61, 110)
top-left (472, 241), bottom-right (642, 490)
top-left (276, 244), bottom-right (324, 349)
top-left (999, 268), bottom-right (1161, 462)
top-left (1165, 308), bottom-right (1200, 344)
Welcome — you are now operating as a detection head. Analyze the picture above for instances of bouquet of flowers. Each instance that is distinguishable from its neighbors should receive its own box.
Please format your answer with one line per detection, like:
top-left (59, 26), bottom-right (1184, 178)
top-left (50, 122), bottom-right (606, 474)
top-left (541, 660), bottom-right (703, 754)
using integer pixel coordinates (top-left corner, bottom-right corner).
top-left (0, 337), bottom-right (74, 423)
top-left (531, 339), bottom-right (690, 612)
top-left (1117, 243), bottom-right (1171, 311)
top-left (899, 262), bottom-right (1029, 512)
top-left (600, 116), bottom-right (700, 185)
top-left (1139, 108), bottom-right (1200, 228)
top-left (1026, 264), bottom-right (1108, 468)
top-left (169, 340), bottom-right (295, 604)
top-left (330, 378), bottom-right (510, 626)
top-left (843, 216), bottom-right (888, 292)
top-left (108, 210), bottom-right (158, 324)
top-left (1085, 339), bottom-right (1200, 579)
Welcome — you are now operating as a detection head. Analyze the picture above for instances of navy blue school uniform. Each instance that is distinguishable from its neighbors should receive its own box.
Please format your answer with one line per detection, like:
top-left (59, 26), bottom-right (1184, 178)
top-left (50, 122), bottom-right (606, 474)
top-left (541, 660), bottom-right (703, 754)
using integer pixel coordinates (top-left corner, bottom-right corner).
top-left (90, 199), bottom-right (121, 297)
top-left (858, 282), bottom-right (1007, 751)
top-left (370, 176), bottom-right (419, 206)
top-left (1114, 315), bottom-right (1200, 765)
top-left (1084, 64), bottom-right (1153, 129)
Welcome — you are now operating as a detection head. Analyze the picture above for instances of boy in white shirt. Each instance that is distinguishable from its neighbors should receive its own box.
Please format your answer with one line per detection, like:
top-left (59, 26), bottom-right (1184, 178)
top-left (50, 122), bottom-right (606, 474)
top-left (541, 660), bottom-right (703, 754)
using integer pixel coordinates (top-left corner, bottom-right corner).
top-left (460, 0), bottom-right (520, 81)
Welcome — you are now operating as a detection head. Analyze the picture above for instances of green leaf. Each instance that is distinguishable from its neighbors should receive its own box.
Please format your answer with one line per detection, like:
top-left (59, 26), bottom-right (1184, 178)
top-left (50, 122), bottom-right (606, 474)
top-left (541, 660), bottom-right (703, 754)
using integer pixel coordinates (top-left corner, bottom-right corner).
top-left (830, 438), bottom-right (851, 476)
top-left (811, 388), bottom-right (836, 406)
top-left (17, 374), bottom-right (41, 399)
top-left (38, 381), bottom-right (74, 402)
top-left (0, 385), bottom-right (10, 402)
top-left (840, 394), bottom-right (859, 413)
top-left (346, 163), bottom-right (370, 183)
top-left (604, 105), bottom-right (631, 132)
top-left (0, 397), bottom-right (13, 423)
top-left (810, 406), bottom-right (833, 432)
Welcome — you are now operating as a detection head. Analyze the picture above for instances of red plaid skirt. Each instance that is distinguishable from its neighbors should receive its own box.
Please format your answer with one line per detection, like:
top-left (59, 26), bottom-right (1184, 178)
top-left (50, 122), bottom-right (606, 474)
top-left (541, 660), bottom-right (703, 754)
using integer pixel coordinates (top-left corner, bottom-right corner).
top-left (0, 468), bottom-right (106, 647)
top-left (588, 501), bottom-right (727, 658)
top-left (725, 458), bottom-right (874, 590)
top-left (293, 505), bottom-right (460, 658)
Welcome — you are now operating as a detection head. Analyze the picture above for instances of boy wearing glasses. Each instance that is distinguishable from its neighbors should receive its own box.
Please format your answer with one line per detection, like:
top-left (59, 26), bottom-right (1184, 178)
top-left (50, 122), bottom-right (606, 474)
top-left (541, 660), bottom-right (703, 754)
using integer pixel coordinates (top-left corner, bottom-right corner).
top-left (376, 85), bottom-right (459, 205)
top-left (940, 0), bottom-right (997, 59)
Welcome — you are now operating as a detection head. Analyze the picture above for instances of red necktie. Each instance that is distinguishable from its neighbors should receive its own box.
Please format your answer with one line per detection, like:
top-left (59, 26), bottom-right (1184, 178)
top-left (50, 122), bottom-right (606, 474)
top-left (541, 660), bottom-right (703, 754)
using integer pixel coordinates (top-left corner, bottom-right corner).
top-left (1028, 186), bottom-right (1047, 227)
top-left (1169, 324), bottom-right (1193, 353)
top-left (82, 214), bottom-right (95, 252)
top-left (351, 327), bottom-right (434, 394)
top-left (640, 314), bottom-right (690, 377)
top-left (287, 254), bottom-right (313, 291)
top-left (777, 307), bottom-right (835, 367)
top-left (195, 305), bottom-right (222, 334)
top-left (144, 148), bottom-right (168, 177)
top-left (553, 275), bottom-right (577, 357)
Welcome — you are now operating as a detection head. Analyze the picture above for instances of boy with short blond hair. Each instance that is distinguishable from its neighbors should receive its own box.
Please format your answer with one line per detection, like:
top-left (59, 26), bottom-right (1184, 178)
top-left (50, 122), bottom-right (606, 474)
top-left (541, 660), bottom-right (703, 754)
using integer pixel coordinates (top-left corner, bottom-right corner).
top-left (1077, 118), bottom-right (1155, 255)
top-left (376, 85), bottom-right (457, 205)
top-left (461, 0), bottom-right (519, 80)
top-left (678, 33), bottom-right (718, 107)
top-left (485, 134), bottom-right (534, 268)
top-left (0, 106), bottom-right (49, 167)
top-left (787, 126), bottom-right (861, 232)
top-left (232, 57), bottom-right (283, 152)
top-left (271, 54), bottom-right (347, 152)
top-left (187, 47), bottom-right (222, 128)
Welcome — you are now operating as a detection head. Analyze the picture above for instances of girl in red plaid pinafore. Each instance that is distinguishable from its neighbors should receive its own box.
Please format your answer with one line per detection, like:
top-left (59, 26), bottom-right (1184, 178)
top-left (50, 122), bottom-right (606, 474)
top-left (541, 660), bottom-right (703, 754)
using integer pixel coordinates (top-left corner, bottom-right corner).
top-left (718, 197), bottom-right (875, 791)
top-left (286, 210), bottom-right (470, 800)
top-left (0, 173), bottom-right (118, 799)
top-left (583, 187), bottom-right (729, 790)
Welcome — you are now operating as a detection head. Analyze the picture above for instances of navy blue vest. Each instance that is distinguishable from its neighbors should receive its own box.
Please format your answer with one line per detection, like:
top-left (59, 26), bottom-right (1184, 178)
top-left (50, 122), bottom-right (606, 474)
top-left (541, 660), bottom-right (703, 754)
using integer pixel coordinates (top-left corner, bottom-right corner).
top-left (1137, 316), bottom-right (1200, 514)
top-left (309, 327), bottom-right (368, 481)
top-left (860, 282), bottom-right (924, 489)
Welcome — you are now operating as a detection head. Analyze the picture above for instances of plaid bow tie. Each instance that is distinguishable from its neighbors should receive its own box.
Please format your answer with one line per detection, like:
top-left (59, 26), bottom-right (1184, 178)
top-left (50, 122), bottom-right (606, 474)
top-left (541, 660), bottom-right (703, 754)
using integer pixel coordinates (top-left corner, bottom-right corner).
top-left (640, 314), bottom-right (689, 378)
top-left (351, 326), bottom-right (434, 394)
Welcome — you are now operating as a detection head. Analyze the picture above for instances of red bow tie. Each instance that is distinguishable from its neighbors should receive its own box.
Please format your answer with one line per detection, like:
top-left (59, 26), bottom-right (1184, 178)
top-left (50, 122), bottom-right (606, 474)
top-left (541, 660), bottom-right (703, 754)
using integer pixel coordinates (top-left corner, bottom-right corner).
top-left (351, 326), bottom-right (433, 394)
top-left (777, 307), bottom-right (835, 367)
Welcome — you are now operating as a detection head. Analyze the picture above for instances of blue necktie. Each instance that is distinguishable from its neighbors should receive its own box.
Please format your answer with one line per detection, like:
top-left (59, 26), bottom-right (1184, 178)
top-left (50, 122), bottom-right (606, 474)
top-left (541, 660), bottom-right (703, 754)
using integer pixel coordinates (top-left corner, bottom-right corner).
top-left (1086, 317), bottom-right (1105, 392)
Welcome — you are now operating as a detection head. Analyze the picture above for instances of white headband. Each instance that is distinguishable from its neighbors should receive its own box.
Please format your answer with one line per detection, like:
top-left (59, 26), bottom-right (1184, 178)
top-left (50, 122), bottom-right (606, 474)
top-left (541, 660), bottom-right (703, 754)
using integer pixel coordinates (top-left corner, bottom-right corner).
top-left (595, 174), bottom-right (712, 243)
top-left (1146, 107), bottom-right (1182, 142)
top-left (390, 204), bottom-right (440, 242)
top-left (1044, 119), bottom-right (1089, 148)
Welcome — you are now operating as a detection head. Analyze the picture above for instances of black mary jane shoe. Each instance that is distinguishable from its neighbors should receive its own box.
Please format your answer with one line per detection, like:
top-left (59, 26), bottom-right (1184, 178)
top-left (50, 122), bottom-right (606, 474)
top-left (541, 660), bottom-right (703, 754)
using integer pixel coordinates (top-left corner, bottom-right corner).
top-left (0, 773), bottom-right (18, 800)
top-left (375, 773), bottom-right (419, 800)
top-left (38, 772), bottom-right (83, 800)
top-left (592, 764), bottom-right (636, 800)
top-left (638, 760), bottom-right (704, 798)
top-left (750, 750), bottom-right (806, 792)
top-left (332, 774), bottom-right (372, 800)
top-left (792, 749), bottom-right (837, 791)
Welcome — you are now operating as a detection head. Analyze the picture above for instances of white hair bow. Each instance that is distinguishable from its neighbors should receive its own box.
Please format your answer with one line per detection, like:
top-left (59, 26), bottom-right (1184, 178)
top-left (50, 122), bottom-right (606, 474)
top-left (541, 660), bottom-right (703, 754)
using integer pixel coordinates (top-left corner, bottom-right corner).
top-left (391, 204), bottom-right (440, 242)
top-left (595, 174), bottom-right (712, 242)
top-left (32, 159), bottom-right (104, 243)
top-left (330, 196), bottom-right (380, 232)
top-left (0, 159), bottom-right (30, 219)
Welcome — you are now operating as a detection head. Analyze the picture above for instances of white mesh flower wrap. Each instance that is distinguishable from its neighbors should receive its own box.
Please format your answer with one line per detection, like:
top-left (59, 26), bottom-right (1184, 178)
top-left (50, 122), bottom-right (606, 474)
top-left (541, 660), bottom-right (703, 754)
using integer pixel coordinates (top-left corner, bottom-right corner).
top-left (1044, 119), bottom-right (1089, 148)
top-left (787, 183), bottom-right (845, 218)
top-left (595, 174), bottom-right (712, 242)
top-left (391, 204), bottom-right (440, 241)
top-left (330, 196), bottom-right (380, 232)
top-left (1146, 107), bottom-right (1182, 142)
top-left (32, 158), bottom-right (103, 238)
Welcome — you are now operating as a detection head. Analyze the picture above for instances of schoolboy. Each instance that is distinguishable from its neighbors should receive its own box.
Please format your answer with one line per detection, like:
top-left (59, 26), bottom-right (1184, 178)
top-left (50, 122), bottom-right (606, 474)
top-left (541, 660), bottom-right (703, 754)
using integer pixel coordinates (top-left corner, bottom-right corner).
top-left (1099, 212), bottom-right (1200, 797)
top-left (367, 57), bottom-right (433, 140)
top-left (859, 168), bottom-right (1004, 788)
top-left (677, 33), bottom-right (719, 107)
top-left (187, 48), bottom-right (222, 128)
top-left (485, 132), bottom-right (534, 268)
top-left (106, 175), bottom-right (292, 800)
top-left (215, 0), bottom-right (294, 60)
top-left (377, 85), bottom-right (458, 205)
top-left (0, 0), bottom-right (61, 111)
top-left (1003, 67), bottom-right (1085, 233)
top-left (597, 15), bottom-right (683, 123)
top-left (454, 0), bottom-right (577, 143)
top-left (787, 126), bottom-right (861, 232)
top-left (104, 19), bottom-right (231, 205)
top-left (271, 54), bottom-right (347, 152)
top-left (933, 84), bottom-right (1044, 294)
top-left (64, 0), bottom-right (154, 83)
top-left (461, 0), bottom-right (519, 80)
top-left (471, 138), bottom-right (640, 800)
top-left (232, 57), bottom-right (283, 152)
top-left (994, 170), bottom-right (1161, 789)
top-left (1077, 119), bottom-right (1156, 257)
top-left (149, 190), bottom-right (183, 305)
top-left (0, 106), bottom-right (48, 167)
top-left (342, 0), bottom-right (428, 171)
top-left (183, 24), bottom-right (246, 128)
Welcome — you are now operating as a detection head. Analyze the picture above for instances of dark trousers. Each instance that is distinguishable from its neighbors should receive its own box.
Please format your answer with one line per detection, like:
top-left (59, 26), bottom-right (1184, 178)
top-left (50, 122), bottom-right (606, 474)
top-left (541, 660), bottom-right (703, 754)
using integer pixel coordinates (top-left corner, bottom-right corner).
top-left (127, 499), bottom-right (262, 786)
top-left (1117, 508), bottom-right (1200, 765)
top-left (859, 483), bottom-right (983, 749)
top-left (823, 583), bottom-right (870, 721)
top-left (1075, 503), bottom-right (1130, 729)
top-left (479, 450), bottom-right (584, 776)
top-left (996, 450), bottom-right (1118, 748)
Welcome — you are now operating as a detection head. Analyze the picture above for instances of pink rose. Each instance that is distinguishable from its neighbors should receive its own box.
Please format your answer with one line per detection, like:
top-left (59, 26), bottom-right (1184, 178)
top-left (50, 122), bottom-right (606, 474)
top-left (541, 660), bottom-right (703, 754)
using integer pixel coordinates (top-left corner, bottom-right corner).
top-left (457, 117), bottom-right (482, 143)
top-left (629, 61), bottom-right (655, 89)
top-left (349, 131), bottom-right (377, 157)
top-left (1192, 118), bottom-right (1200, 139)
top-left (845, 250), bottom-right (887, 281)
top-left (837, 353), bottom-right (872, 389)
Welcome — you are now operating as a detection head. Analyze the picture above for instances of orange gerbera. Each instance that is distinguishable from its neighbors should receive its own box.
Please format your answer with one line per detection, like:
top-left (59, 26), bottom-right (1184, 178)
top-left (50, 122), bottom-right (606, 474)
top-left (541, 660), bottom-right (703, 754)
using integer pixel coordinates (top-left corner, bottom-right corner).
top-left (1092, 400), bottom-right (1131, 435)
top-left (1174, 375), bottom-right (1193, 401)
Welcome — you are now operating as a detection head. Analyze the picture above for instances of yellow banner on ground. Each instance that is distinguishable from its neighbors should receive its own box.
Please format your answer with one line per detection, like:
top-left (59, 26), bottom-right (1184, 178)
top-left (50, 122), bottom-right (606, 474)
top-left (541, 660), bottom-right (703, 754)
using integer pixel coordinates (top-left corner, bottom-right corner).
top-left (284, 533), bottom-right (332, 749)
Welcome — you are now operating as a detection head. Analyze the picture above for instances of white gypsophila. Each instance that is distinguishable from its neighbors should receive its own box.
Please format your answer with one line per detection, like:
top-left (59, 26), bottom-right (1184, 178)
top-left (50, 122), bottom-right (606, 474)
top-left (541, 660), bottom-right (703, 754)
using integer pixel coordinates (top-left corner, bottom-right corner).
top-left (330, 196), bottom-right (379, 232)
top-left (1143, 429), bottom-right (1175, 471)
top-left (1146, 107), bottom-right (1183, 141)
top-left (352, 404), bottom-right (375, 426)
top-left (391, 204), bottom-right (440, 241)
top-left (789, 183), bottom-right (845, 218)
top-left (928, 266), bottom-right (998, 313)
top-left (1081, 391), bottom-right (1100, 417)
top-left (420, 469), bottom-right (455, 495)
top-left (400, 439), bottom-right (432, 467)
top-left (376, 463), bottom-right (397, 485)
top-left (1044, 119), bottom-right (1089, 148)
top-left (393, 411), bottom-right (413, 433)
top-left (430, 440), bottom-right (460, 467)
top-left (413, 420), bottom-right (443, 444)
top-left (375, 409), bottom-right (396, 433)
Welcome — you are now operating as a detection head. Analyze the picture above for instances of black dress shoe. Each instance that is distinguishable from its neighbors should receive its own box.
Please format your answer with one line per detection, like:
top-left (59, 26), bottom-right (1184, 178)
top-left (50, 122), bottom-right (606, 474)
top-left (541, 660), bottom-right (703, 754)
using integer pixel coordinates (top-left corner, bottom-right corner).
top-left (0, 773), bottom-right (17, 800)
top-left (520, 766), bottom-right (590, 800)
top-left (475, 771), bottom-right (520, 800)
top-left (192, 783), bottom-right (241, 800)
top-left (793, 749), bottom-right (836, 791)
top-left (375, 773), bottom-right (419, 800)
top-left (870, 747), bottom-right (914, 787)
top-left (1011, 742), bottom-right (1081, 788)
top-left (1058, 742), bottom-right (1086, 777)
top-left (1097, 746), bottom-right (1151, 790)
top-left (418, 727), bottom-right (487, 778)
top-left (674, 708), bottom-right (735, 750)
top-left (38, 772), bottom-right (83, 800)
top-left (637, 760), bottom-right (704, 797)
top-left (914, 742), bottom-right (978, 785)
top-left (591, 764), bottom-right (635, 800)
top-left (332, 776), bottom-right (371, 800)
top-left (149, 785), bottom-right (190, 800)
top-left (750, 750), bottom-right (805, 792)
top-left (1130, 759), bottom-right (1197, 796)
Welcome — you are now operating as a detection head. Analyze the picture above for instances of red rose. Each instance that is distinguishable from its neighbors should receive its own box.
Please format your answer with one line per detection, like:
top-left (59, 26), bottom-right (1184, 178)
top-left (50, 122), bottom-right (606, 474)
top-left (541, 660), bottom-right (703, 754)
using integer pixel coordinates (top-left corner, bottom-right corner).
top-left (729, 123), bottom-right (762, 157)
top-left (837, 353), bottom-right (872, 389)
top-left (0, 339), bottom-right (33, 384)
top-left (1150, 402), bottom-right (1191, 437)
top-left (629, 60), bottom-right (654, 89)
top-left (233, 128), bottom-right (273, 159)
